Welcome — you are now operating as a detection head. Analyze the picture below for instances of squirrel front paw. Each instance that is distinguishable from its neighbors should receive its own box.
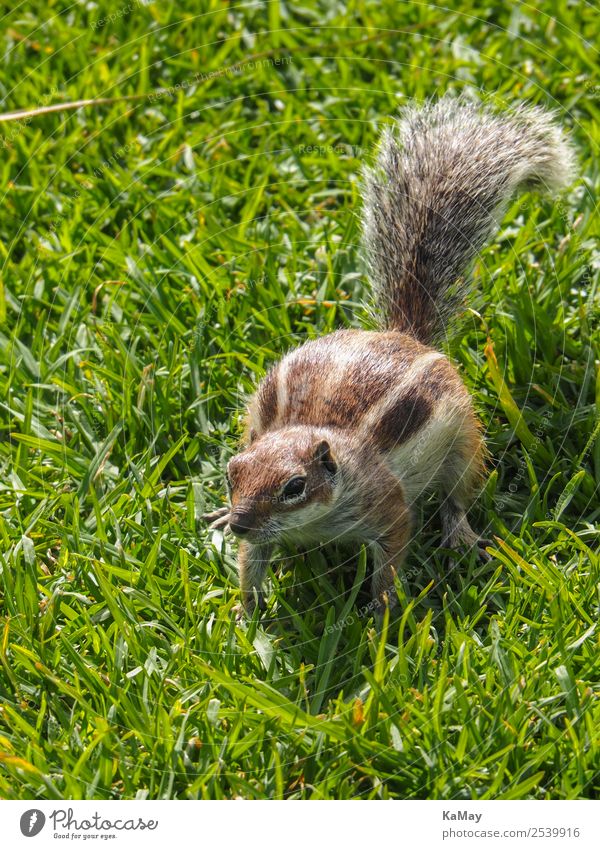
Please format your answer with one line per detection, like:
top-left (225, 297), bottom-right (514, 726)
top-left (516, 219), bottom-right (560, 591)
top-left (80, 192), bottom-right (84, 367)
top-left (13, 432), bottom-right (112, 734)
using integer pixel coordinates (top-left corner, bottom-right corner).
top-left (235, 591), bottom-right (267, 621)
top-left (202, 505), bottom-right (231, 530)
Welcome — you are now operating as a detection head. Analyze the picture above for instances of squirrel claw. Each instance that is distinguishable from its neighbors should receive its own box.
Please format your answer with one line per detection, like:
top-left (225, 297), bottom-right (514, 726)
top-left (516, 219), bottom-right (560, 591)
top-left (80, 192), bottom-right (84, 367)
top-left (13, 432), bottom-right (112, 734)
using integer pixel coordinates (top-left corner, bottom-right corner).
top-left (203, 506), bottom-right (229, 522)
top-left (445, 536), bottom-right (493, 573)
top-left (235, 592), bottom-right (267, 621)
top-left (203, 506), bottom-right (231, 531)
top-left (209, 515), bottom-right (231, 531)
top-left (476, 538), bottom-right (494, 563)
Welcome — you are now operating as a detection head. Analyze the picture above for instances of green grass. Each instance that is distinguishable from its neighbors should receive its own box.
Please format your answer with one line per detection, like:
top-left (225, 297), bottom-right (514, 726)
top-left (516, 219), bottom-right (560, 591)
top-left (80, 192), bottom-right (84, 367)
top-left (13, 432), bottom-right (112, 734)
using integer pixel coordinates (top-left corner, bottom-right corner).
top-left (0, 0), bottom-right (599, 800)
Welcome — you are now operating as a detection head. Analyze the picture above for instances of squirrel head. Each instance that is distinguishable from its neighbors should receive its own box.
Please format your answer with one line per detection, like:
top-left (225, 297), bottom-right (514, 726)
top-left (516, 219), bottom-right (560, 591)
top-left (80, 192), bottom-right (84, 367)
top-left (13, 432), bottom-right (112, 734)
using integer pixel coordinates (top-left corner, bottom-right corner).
top-left (225, 427), bottom-right (338, 542)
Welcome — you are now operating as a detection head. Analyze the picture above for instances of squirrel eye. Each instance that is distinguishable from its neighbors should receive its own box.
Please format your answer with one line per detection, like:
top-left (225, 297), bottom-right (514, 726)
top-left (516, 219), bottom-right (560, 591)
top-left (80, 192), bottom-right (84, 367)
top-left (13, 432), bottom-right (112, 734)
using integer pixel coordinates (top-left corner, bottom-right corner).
top-left (281, 476), bottom-right (306, 500)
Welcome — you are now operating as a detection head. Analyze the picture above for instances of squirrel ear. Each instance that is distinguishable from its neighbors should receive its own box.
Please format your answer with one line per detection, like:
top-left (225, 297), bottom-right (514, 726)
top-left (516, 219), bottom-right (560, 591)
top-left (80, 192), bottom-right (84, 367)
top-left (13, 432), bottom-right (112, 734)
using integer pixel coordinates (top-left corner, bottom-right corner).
top-left (314, 439), bottom-right (337, 474)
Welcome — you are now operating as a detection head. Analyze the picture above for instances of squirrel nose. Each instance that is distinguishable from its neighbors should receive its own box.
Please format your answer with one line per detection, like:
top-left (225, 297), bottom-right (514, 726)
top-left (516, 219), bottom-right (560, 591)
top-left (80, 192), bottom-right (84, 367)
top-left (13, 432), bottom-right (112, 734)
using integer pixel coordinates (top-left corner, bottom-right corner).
top-left (229, 511), bottom-right (254, 537)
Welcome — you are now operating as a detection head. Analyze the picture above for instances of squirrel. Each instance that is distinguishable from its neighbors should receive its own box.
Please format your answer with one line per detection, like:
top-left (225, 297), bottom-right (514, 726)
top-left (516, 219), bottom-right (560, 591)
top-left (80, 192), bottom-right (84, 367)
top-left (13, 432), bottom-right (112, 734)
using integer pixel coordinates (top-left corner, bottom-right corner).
top-left (204, 95), bottom-right (576, 616)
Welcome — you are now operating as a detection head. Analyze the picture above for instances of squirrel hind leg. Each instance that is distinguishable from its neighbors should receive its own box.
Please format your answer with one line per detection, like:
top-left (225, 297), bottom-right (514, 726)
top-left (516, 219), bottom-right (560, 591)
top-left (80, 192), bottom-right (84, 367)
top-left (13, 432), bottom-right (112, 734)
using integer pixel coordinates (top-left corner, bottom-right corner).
top-left (438, 420), bottom-right (490, 560)
top-left (440, 499), bottom-right (492, 566)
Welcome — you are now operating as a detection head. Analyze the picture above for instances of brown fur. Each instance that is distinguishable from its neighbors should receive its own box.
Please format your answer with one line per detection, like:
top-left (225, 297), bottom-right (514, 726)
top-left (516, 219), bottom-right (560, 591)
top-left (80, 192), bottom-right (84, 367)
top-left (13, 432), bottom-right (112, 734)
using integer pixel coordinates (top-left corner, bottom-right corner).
top-left (222, 331), bottom-right (487, 614)
top-left (254, 330), bottom-right (427, 434)
top-left (371, 386), bottom-right (432, 449)
top-left (255, 367), bottom-right (279, 430)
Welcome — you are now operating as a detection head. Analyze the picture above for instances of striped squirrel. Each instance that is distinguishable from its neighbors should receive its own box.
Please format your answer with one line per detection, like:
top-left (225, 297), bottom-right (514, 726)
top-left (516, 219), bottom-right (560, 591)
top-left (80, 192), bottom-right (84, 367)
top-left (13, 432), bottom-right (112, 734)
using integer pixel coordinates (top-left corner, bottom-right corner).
top-left (205, 96), bottom-right (575, 616)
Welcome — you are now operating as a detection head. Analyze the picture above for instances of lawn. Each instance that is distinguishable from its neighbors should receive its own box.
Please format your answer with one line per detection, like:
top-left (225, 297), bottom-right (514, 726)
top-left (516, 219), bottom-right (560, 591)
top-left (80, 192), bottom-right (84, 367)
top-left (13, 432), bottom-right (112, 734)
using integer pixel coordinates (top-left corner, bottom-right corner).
top-left (0, 0), bottom-right (599, 800)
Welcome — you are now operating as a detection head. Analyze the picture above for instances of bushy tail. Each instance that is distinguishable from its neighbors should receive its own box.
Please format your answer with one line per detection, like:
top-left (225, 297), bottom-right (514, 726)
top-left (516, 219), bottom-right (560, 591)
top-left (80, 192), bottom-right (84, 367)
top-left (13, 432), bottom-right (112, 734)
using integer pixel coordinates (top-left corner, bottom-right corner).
top-left (361, 95), bottom-right (576, 343)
